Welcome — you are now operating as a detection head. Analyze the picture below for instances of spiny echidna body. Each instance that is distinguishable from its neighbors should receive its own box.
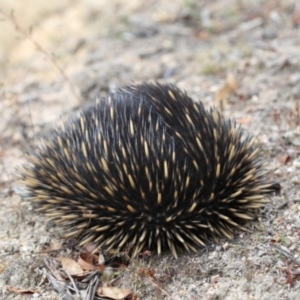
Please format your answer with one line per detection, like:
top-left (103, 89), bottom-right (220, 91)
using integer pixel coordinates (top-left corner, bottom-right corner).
top-left (19, 83), bottom-right (279, 258)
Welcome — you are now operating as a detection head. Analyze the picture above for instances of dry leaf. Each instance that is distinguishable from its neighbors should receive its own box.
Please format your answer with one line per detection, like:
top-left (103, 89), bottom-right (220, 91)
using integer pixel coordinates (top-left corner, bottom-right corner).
top-left (78, 253), bottom-right (105, 271)
top-left (236, 116), bottom-right (252, 124)
top-left (196, 30), bottom-right (210, 40)
top-left (271, 236), bottom-right (281, 243)
top-left (282, 268), bottom-right (300, 286)
top-left (80, 252), bottom-right (98, 265)
top-left (60, 257), bottom-right (84, 275)
top-left (97, 287), bottom-right (132, 300)
top-left (279, 154), bottom-right (291, 165)
top-left (7, 285), bottom-right (37, 294)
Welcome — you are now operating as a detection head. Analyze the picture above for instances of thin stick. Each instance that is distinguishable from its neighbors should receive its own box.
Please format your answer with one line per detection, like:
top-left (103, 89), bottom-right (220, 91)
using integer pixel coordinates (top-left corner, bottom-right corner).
top-left (0, 7), bottom-right (82, 103)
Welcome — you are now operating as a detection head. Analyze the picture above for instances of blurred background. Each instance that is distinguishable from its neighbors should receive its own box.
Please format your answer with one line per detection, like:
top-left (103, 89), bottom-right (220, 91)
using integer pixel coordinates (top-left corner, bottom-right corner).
top-left (1, 0), bottom-right (299, 139)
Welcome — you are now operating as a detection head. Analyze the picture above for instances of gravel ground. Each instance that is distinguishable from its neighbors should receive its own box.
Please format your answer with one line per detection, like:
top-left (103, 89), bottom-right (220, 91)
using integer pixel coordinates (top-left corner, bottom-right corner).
top-left (0, 0), bottom-right (300, 299)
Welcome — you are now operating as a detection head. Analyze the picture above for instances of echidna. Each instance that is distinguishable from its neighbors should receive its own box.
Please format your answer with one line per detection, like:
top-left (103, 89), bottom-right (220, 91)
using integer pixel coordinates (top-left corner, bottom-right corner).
top-left (19, 83), bottom-right (279, 258)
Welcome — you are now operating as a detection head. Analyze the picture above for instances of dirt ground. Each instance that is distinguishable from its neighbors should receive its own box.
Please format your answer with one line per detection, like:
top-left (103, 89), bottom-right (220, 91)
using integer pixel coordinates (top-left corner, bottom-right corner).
top-left (0, 0), bottom-right (300, 299)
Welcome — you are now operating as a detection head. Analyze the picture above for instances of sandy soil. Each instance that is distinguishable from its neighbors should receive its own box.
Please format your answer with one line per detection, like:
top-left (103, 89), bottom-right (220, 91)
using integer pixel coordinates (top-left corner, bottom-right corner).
top-left (0, 0), bottom-right (300, 299)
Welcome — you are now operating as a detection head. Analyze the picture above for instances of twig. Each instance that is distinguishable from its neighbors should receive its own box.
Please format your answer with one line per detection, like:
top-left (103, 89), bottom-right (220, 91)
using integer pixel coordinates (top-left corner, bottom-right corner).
top-left (85, 272), bottom-right (100, 300)
top-left (0, 7), bottom-right (82, 103)
top-left (61, 268), bottom-right (81, 297)
top-left (43, 269), bottom-right (74, 300)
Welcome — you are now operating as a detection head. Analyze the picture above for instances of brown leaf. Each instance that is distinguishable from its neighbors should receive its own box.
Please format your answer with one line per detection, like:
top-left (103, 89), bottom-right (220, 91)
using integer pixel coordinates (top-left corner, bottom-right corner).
top-left (78, 253), bottom-right (105, 271)
top-left (60, 257), bottom-right (84, 275)
top-left (80, 252), bottom-right (98, 265)
top-left (195, 30), bottom-right (210, 40)
top-left (270, 236), bottom-right (281, 243)
top-left (97, 287), bottom-right (132, 300)
top-left (236, 116), bottom-right (252, 124)
top-left (7, 285), bottom-right (37, 294)
top-left (279, 154), bottom-right (291, 165)
top-left (282, 268), bottom-right (300, 286)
